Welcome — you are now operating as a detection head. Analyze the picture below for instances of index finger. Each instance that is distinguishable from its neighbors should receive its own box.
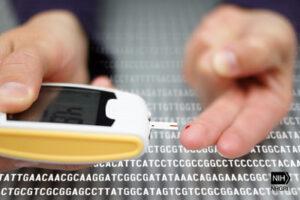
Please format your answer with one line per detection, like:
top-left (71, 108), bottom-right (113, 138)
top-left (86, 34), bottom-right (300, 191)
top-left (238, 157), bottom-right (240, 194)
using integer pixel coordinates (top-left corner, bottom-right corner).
top-left (180, 86), bottom-right (245, 150)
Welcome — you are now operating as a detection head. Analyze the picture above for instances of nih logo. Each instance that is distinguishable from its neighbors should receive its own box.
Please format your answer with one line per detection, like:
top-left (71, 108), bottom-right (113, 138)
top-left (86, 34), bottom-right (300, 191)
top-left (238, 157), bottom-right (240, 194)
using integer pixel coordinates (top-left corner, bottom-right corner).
top-left (271, 172), bottom-right (290, 192)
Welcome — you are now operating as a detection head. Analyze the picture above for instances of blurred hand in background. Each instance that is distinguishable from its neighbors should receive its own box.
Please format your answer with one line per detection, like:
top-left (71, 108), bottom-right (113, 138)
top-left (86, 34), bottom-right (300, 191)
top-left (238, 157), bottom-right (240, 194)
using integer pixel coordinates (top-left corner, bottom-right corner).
top-left (180, 5), bottom-right (297, 158)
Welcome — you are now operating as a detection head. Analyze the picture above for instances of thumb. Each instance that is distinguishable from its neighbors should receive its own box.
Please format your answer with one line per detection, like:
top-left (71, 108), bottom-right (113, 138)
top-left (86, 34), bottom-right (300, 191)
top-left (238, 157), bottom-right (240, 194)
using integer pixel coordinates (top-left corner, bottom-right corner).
top-left (0, 47), bottom-right (45, 113)
top-left (211, 36), bottom-right (283, 78)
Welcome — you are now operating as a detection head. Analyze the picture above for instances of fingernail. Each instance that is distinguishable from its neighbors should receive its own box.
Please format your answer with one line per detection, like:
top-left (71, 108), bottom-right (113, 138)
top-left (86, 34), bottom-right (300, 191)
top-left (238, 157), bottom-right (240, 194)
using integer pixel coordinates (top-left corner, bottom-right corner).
top-left (213, 50), bottom-right (239, 76)
top-left (0, 82), bottom-right (30, 100)
top-left (14, 160), bottom-right (38, 168)
top-left (180, 124), bottom-right (206, 149)
top-left (217, 151), bottom-right (229, 159)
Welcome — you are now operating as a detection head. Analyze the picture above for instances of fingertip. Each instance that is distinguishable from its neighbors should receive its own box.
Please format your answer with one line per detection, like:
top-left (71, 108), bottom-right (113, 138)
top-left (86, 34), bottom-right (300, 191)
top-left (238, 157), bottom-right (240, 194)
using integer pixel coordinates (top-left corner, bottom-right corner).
top-left (0, 82), bottom-right (37, 113)
top-left (0, 47), bottom-right (44, 113)
top-left (216, 133), bottom-right (245, 158)
top-left (180, 123), bottom-right (207, 150)
top-left (91, 76), bottom-right (114, 88)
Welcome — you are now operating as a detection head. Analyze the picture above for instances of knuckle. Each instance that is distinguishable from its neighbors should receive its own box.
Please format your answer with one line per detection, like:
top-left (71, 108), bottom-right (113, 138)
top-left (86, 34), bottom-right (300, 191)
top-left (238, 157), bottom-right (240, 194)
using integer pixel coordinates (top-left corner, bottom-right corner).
top-left (185, 34), bottom-right (208, 56)
top-left (3, 47), bottom-right (41, 67)
top-left (241, 35), bottom-right (276, 64)
top-left (211, 4), bottom-right (244, 18)
top-left (0, 37), bottom-right (13, 57)
top-left (216, 4), bottom-right (238, 12)
top-left (19, 48), bottom-right (40, 60)
top-left (244, 35), bottom-right (271, 51)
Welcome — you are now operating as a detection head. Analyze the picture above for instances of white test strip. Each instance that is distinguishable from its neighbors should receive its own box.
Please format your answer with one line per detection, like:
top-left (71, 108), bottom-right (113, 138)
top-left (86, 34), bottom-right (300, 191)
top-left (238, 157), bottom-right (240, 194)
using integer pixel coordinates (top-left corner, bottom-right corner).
top-left (150, 121), bottom-right (178, 130)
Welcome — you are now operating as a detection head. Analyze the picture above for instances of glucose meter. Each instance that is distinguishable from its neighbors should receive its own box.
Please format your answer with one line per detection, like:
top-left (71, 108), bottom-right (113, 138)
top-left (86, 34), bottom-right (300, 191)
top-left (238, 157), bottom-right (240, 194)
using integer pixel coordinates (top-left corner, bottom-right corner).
top-left (0, 83), bottom-right (177, 164)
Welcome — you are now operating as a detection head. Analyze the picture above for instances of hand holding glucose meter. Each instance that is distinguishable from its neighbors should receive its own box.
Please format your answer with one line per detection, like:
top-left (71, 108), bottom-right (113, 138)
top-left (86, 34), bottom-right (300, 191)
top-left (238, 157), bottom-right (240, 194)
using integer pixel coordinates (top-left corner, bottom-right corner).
top-left (0, 83), bottom-right (177, 164)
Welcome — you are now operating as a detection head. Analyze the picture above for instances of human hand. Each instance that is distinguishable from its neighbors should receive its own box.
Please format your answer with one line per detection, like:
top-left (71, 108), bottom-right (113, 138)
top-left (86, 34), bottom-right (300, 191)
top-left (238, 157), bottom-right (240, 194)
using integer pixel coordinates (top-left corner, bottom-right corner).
top-left (180, 5), bottom-right (297, 158)
top-left (0, 10), bottom-right (113, 171)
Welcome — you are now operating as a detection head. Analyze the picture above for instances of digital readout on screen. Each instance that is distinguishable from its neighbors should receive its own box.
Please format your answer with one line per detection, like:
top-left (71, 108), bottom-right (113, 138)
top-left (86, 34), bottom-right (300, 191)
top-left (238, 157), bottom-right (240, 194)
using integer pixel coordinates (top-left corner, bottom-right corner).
top-left (7, 86), bottom-right (116, 126)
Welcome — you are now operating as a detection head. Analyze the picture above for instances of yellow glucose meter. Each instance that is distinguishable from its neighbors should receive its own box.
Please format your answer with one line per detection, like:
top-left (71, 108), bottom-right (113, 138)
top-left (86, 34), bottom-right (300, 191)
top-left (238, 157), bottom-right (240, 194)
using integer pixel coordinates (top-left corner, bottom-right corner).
top-left (0, 83), bottom-right (177, 164)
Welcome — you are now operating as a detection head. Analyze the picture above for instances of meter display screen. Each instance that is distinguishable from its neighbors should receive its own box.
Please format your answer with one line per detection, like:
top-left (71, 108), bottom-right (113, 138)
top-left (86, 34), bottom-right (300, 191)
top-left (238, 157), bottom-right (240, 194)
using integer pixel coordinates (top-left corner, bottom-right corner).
top-left (7, 86), bottom-right (116, 126)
